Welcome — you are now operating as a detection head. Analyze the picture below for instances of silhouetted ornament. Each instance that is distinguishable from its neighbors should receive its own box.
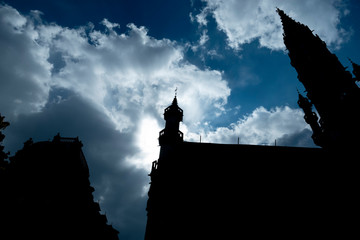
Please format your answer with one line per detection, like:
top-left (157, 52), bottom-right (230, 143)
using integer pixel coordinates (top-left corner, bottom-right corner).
top-left (349, 58), bottom-right (360, 81)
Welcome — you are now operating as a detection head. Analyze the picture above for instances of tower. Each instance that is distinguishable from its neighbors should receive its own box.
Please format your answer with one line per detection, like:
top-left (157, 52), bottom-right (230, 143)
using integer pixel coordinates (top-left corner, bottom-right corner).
top-left (158, 96), bottom-right (183, 145)
top-left (277, 8), bottom-right (360, 149)
top-left (145, 96), bottom-right (184, 240)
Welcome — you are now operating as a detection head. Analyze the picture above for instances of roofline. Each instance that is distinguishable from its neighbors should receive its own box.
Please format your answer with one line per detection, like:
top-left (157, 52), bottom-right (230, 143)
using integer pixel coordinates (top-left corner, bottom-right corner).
top-left (182, 141), bottom-right (321, 150)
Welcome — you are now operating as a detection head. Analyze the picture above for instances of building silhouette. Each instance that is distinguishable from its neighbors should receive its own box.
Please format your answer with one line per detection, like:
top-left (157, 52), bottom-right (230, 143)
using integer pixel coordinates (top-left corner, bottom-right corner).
top-left (277, 8), bottom-right (360, 149)
top-left (145, 97), bottom-right (356, 239)
top-left (0, 134), bottom-right (119, 240)
top-left (145, 10), bottom-right (358, 239)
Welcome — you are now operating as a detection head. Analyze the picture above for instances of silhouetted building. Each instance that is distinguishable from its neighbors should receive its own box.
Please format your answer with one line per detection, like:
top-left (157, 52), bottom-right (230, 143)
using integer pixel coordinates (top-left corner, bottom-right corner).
top-left (145, 9), bottom-right (358, 239)
top-left (145, 97), bottom-right (356, 239)
top-left (0, 134), bottom-right (119, 240)
top-left (277, 8), bottom-right (360, 149)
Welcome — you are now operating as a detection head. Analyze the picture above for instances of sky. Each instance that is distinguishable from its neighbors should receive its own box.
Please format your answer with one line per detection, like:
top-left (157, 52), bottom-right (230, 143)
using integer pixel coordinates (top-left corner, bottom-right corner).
top-left (1, 0), bottom-right (359, 239)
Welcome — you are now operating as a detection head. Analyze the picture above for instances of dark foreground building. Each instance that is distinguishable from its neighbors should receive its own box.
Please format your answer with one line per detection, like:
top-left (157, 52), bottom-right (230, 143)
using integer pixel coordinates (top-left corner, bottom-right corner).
top-left (145, 10), bottom-right (359, 239)
top-left (0, 134), bottom-right (119, 240)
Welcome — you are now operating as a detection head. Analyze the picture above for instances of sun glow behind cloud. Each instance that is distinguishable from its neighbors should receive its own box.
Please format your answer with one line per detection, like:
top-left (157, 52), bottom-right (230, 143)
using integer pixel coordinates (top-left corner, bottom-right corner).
top-left (126, 116), bottom-right (161, 171)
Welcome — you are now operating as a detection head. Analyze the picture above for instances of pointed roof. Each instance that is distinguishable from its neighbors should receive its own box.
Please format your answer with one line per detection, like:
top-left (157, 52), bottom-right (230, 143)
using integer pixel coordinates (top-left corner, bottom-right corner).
top-left (277, 8), bottom-right (295, 27)
top-left (276, 8), bottom-right (319, 50)
top-left (164, 95), bottom-right (183, 117)
top-left (277, 8), bottom-right (309, 32)
top-left (172, 96), bottom-right (178, 106)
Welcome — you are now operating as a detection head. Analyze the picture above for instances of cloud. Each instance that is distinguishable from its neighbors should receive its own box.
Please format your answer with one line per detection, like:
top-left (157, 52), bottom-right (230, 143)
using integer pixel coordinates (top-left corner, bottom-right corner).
top-left (185, 106), bottom-right (315, 147)
top-left (0, 3), bottom-right (230, 124)
top-left (47, 18), bottom-right (230, 132)
top-left (0, 2), bottom-right (231, 165)
top-left (198, 0), bottom-right (350, 50)
top-left (277, 128), bottom-right (316, 147)
top-left (0, 4), bottom-right (52, 116)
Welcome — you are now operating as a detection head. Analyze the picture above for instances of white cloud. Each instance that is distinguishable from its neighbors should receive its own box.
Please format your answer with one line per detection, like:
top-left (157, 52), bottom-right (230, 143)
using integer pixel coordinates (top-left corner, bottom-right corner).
top-left (185, 106), bottom-right (313, 147)
top-left (44, 20), bottom-right (230, 133)
top-left (199, 29), bottom-right (209, 46)
top-left (0, 3), bottom-right (230, 169)
top-left (194, 6), bottom-right (210, 26)
top-left (101, 18), bottom-right (120, 31)
top-left (0, 4), bottom-right (52, 116)
top-left (199, 0), bottom-right (350, 50)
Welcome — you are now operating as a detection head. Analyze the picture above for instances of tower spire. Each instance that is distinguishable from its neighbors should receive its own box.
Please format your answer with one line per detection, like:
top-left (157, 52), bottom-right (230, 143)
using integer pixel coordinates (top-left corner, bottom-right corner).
top-left (278, 9), bottom-right (360, 149)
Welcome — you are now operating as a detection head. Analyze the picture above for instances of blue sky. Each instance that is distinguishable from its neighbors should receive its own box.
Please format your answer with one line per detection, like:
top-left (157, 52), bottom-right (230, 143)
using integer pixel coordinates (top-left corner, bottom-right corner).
top-left (1, 0), bottom-right (359, 239)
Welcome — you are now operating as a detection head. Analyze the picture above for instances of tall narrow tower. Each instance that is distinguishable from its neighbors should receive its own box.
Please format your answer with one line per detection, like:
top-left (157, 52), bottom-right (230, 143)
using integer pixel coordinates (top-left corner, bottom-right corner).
top-left (145, 96), bottom-right (184, 240)
top-left (158, 96), bottom-right (183, 145)
top-left (277, 8), bottom-right (360, 149)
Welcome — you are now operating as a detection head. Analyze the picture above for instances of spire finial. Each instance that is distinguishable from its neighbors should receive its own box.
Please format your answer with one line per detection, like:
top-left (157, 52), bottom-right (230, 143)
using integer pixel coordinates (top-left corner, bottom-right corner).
top-left (175, 87), bottom-right (178, 97)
